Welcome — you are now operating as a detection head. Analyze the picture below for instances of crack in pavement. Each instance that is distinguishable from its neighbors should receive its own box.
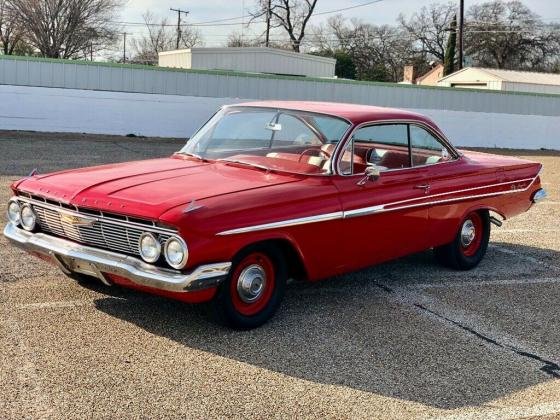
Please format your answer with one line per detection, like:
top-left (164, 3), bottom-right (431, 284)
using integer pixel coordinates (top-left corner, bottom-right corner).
top-left (414, 303), bottom-right (560, 379)
top-left (372, 281), bottom-right (560, 380)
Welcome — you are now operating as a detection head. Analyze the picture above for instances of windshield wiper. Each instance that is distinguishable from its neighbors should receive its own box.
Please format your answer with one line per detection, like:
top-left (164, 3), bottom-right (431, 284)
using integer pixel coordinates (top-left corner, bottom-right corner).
top-left (174, 151), bottom-right (209, 162)
top-left (217, 158), bottom-right (270, 172)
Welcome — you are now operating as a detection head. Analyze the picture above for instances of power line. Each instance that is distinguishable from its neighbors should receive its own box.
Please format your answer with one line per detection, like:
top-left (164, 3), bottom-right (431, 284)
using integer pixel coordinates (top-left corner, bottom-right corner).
top-left (313, 0), bottom-right (386, 17)
top-left (113, 0), bottom-right (387, 29)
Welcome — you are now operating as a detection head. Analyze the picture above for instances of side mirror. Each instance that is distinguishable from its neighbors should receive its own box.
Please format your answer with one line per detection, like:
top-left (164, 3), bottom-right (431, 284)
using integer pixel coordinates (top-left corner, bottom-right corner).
top-left (357, 164), bottom-right (380, 186)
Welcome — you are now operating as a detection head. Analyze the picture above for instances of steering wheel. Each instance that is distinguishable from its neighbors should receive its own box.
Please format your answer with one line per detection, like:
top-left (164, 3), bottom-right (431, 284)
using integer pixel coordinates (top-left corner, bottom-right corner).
top-left (297, 147), bottom-right (332, 163)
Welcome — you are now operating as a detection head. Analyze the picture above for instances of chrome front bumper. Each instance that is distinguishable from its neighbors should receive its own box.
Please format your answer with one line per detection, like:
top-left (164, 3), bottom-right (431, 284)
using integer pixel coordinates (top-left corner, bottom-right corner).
top-left (3, 223), bottom-right (231, 292)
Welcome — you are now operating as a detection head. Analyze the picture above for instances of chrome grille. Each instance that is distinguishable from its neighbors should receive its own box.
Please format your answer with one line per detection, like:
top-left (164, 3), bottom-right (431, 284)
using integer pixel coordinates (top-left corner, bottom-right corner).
top-left (28, 200), bottom-right (172, 258)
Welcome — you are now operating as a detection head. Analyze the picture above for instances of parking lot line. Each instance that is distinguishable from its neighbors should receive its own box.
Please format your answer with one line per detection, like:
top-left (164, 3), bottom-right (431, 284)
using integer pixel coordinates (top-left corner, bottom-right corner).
top-left (492, 228), bottom-right (560, 233)
top-left (15, 299), bottom-right (115, 310)
top-left (490, 245), bottom-right (560, 271)
top-left (12, 295), bottom-right (159, 310)
top-left (408, 277), bottom-right (560, 290)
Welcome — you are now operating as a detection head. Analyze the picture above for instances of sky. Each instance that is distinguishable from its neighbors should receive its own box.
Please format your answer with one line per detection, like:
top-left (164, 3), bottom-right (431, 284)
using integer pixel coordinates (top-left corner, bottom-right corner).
top-left (118, 0), bottom-right (560, 48)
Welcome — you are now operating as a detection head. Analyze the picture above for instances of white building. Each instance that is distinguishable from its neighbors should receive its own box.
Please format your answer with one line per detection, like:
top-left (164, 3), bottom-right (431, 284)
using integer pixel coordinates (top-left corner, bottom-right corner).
top-left (158, 47), bottom-right (336, 78)
top-left (437, 67), bottom-right (560, 94)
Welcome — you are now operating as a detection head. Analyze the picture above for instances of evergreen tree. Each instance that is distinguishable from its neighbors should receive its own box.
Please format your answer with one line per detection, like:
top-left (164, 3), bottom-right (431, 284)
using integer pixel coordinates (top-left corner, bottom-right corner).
top-left (443, 15), bottom-right (457, 76)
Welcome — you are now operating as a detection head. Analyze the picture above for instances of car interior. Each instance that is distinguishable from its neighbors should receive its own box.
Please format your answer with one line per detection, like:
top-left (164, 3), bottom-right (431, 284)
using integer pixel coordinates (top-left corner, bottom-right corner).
top-left (195, 110), bottom-right (453, 175)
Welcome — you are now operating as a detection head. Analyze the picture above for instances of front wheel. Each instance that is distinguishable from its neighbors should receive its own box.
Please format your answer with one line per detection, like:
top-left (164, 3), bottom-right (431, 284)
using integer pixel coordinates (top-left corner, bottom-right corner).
top-left (434, 210), bottom-right (490, 270)
top-left (212, 245), bottom-right (286, 329)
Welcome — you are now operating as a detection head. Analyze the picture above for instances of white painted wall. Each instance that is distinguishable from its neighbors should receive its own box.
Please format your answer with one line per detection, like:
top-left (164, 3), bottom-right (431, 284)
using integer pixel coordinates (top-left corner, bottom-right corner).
top-left (0, 85), bottom-right (238, 137)
top-left (0, 85), bottom-right (558, 149)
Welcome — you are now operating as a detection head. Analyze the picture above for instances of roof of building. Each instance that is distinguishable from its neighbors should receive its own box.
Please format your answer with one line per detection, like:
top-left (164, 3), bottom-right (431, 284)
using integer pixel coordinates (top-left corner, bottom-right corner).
top-left (415, 63), bottom-right (444, 83)
top-left (232, 100), bottom-right (433, 126)
top-left (159, 47), bottom-right (336, 64)
top-left (439, 67), bottom-right (560, 86)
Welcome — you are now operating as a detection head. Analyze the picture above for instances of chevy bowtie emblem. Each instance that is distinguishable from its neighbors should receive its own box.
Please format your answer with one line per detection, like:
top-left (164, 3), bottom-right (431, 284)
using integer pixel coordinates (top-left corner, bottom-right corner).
top-left (60, 214), bottom-right (96, 226)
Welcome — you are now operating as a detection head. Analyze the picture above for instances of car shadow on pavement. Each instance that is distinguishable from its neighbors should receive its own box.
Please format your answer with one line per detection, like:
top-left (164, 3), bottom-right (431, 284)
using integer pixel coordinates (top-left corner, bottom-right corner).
top-left (92, 243), bottom-right (560, 410)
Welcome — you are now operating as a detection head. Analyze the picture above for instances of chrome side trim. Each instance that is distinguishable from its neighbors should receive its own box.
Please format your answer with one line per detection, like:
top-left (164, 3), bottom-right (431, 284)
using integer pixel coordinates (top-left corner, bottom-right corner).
top-left (217, 211), bottom-right (344, 236)
top-left (217, 175), bottom-right (539, 235)
top-left (4, 223), bottom-right (230, 292)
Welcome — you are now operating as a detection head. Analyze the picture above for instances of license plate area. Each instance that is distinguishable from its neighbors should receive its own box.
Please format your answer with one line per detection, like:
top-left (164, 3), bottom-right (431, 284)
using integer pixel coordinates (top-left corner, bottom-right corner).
top-left (61, 256), bottom-right (99, 277)
top-left (52, 253), bottom-right (111, 286)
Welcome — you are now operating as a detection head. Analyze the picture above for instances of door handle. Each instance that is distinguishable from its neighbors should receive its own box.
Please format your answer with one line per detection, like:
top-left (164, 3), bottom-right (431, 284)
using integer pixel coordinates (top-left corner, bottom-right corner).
top-left (414, 183), bottom-right (431, 194)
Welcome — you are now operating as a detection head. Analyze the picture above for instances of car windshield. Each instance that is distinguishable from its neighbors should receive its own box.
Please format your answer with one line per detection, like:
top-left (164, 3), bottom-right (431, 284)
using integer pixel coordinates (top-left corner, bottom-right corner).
top-left (178, 107), bottom-right (351, 175)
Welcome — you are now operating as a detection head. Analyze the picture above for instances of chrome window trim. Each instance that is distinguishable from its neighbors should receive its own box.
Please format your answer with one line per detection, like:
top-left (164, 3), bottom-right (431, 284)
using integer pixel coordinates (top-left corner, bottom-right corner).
top-left (14, 197), bottom-right (176, 235)
top-left (333, 119), bottom-right (461, 176)
top-left (216, 175), bottom-right (539, 236)
top-left (209, 105), bottom-right (355, 176)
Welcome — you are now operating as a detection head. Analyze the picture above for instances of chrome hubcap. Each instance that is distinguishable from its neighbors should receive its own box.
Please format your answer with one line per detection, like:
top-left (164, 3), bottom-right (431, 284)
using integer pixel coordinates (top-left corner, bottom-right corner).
top-left (461, 219), bottom-right (476, 247)
top-left (237, 264), bottom-right (266, 303)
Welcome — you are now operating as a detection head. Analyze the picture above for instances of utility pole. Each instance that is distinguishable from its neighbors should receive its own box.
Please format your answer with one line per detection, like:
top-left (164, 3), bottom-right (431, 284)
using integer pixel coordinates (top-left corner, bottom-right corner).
top-left (122, 32), bottom-right (127, 63)
top-left (265, 0), bottom-right (271, 47)
top-left (458, 0), bottom-right (464, 69)
top-left (170, 7), bottom-right (189, 50)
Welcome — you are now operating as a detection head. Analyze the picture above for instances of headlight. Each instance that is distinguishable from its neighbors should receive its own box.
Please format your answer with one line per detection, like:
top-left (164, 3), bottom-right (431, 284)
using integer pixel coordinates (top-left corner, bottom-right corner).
top-left (7, 199), bottom-right (21, 225)
top-left (164, 236), bottom-right (188, 269)
top-left (20, 204), bottom-right (36, 231)
top-left (138, 232), bottom-right (161, 263)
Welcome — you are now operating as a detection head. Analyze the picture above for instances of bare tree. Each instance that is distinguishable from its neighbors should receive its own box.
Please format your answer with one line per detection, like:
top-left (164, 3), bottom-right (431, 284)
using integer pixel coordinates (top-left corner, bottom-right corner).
top-left (225, 30), bottom-right (293, 49)
top-left (310, 16), bottom-right (422, 82)
top-left (130, 11), bottom-right (202, 65)
top-left (6, 0), bottom-right (122, 59)
top-left (465, 0), bottom-right (560, 70)
top-left (251, 0), bottom-right (318, 52)
top-left (226, 31), bottom-right (262, 48)
top-left (398, 2), bottom-right (457, 62)
top-left (0, 0), bottom-right (22, 54)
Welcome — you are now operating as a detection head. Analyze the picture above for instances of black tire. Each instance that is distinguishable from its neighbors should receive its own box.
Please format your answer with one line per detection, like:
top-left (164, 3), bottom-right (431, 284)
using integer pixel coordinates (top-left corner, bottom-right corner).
top-left (211, 244), bottom-right (287, 329)
top-left (434, 210), bottom-right (490, 270)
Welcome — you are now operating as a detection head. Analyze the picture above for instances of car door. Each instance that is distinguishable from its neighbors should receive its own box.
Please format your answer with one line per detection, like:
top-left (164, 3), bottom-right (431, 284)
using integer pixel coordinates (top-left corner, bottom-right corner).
top-left (331, 123), bottom-right (431, 272)
top-left (407, 123), bottom-right (486, 248)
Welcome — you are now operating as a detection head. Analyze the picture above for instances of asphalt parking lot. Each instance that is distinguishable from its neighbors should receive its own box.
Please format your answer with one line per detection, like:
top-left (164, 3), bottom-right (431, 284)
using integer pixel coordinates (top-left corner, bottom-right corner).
top-left (1, 132), bottom-right (559, 419)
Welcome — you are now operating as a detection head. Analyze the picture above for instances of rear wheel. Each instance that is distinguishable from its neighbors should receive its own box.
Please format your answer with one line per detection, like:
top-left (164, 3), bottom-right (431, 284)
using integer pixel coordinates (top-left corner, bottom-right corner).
top-left (434, 210), bottom-right (490, 270)
top-left (212, 245), bottom-right (286, 329)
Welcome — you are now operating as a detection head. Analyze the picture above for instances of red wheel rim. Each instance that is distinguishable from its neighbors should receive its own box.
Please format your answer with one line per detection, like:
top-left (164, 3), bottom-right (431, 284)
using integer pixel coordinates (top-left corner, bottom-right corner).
top-left (230, 252), bottom-right (275, 316)
top-left (460, 212), bottom-right (483, 257)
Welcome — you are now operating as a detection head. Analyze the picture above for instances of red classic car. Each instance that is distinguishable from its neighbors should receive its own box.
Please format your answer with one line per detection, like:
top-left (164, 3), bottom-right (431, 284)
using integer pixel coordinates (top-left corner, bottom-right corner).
top-left (4, 101), bottom-right (547, 328)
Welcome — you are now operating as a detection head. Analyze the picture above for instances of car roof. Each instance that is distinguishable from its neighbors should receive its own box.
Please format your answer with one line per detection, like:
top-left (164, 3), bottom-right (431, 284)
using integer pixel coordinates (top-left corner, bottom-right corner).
top-left (231, 100), bottom-right (434, 126)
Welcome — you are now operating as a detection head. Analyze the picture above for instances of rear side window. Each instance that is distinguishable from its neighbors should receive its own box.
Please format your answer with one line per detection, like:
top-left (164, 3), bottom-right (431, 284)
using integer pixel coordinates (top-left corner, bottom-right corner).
top-left (341, 124), bottom-right (410, 174)
top-left (341, 123), bottom-right (455, 174)
top-left (410, 126), bottom-right (453, 166)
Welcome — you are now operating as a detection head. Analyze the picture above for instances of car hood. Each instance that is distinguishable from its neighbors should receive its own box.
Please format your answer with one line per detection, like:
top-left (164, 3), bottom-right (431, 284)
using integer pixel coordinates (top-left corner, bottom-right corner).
top-left (15, 156), bottom-right (302, 219)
